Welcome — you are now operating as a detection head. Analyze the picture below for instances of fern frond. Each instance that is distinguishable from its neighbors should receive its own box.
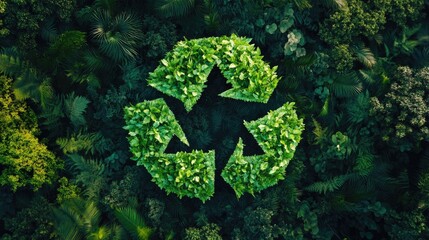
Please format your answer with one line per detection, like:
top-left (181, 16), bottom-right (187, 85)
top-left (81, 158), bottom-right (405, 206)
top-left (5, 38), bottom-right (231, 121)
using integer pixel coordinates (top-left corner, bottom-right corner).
top-left (346, 91), bottom-right (370, 124)
top-left (319, 95), bottom-right (330, 116)
top-left (330, 71), bottom-right (362, 98)
top-left (312, 117), bottom-right (328, 145)
top-left (67, 154), bottom-right (105, 200)
top-left (0, 48), bottom-right (54, 107)
top-left (352, 43), bottom-right (376, 68)
top-left (156, 0), bottom-right (196, 18)
top-left (114, 208), bottom-right (153, 240)
top-left (67, 154), bottom-right (105, 179)
top-left (0, 48), bottom-right (24, 76)
top-left (38, 79), bottom-right (55, 107)
top-left (39, 95), bottom-right (64, 132)
top-left (64, 93), bottom-right (90, 128)
top-left (53, 198), bottom-right (102, 239)
top-left (305, 175), bottom-right (349, 194)
top-left (56, 131), bottom-right (103, 155)
top-left (345, 151), bottom-right (378, 193)
top-left (353, 152), bottom-right (375, 177)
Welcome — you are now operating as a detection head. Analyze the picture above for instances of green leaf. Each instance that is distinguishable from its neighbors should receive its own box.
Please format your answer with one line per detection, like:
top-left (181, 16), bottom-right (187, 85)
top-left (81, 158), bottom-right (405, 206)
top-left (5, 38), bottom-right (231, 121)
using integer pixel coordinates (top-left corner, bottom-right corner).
top-left (265, 23), bottom-right (278, 34)
top-left (279, 18), bottom-right (293, 33)
top-left (222, 103), bottom-right (304, 198)
top-left (255, 18), bottom-right (265, 27)
top-left (114, 208), bottom-right (153, 240)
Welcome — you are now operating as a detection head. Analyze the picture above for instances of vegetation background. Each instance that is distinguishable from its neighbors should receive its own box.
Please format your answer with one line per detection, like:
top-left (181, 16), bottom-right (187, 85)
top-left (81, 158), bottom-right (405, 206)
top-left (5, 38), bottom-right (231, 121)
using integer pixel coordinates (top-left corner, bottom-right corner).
top-left (1, 0), bottom-right (429, 239)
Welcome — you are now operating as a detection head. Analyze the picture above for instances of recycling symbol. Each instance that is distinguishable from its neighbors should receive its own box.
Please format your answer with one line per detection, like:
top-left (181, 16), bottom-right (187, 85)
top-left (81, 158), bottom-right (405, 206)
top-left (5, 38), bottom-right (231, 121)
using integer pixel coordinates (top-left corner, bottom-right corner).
top-left (124, 35), bottom-right (304, 202)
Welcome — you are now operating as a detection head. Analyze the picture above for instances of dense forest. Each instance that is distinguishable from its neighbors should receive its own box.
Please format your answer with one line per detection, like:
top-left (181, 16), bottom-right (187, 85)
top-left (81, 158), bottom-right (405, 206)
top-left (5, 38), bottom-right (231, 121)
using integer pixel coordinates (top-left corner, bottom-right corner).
top-left (1, 0), bottom-right (429, 239)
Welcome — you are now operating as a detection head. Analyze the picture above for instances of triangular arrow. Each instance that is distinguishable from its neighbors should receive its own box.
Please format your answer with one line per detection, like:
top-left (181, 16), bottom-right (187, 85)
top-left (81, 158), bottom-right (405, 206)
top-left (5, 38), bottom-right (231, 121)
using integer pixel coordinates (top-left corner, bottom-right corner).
top-left (123, 98), bottom-right (215, 202)
top-left (221, 102), bottom-right (304, 198)
top-left (147, 35), bottom-right (281, 112)
top-left (123, 98), bottom-right (189, 162)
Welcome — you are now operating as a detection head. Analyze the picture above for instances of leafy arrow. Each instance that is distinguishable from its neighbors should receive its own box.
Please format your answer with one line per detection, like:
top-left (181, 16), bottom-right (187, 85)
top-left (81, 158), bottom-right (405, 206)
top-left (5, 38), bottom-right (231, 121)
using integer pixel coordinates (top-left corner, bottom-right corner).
top-left (221, 102), bottom-right (305, 198)
top-left (123, 98), bottom-right (215, 201)
top-left (147, 35), bottom-right (281, 112)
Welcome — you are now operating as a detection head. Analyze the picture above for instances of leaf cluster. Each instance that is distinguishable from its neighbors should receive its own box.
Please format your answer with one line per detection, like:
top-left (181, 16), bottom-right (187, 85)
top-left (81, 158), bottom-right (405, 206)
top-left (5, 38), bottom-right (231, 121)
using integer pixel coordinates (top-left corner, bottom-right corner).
top-left (370, 66), bottom-right (429, 151)
top-left (123, 99), bottom-right (215, 201)
top-left (0, 76), bottom-right (62, 191)
top-left (147, 34), bottom-right (281, 111)
top-left (221, 102), bottom-right (305, 197)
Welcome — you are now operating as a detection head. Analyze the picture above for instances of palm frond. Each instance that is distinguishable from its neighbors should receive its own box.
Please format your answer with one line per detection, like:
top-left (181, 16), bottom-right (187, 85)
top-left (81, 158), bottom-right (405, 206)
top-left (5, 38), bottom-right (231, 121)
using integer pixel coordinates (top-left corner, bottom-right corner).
top-left (394, 25), bottom-right (428, 56)
top-left (358, 69), bottom-right (377, 84)
top-left (319, 0), bottom-right (347, 9)
top-left (53, 198), bottom-right (102, 240)
top-left (82, 201), bottom-right (102, 235)
top-left (87, 226), bottom-right (112, 240)
top-left (40, 18), bottom-right (58, 43)
top-left (94, 0), bottom-right (118, 15)
top-left (292, 0), bottom-right (312, 10)
top-left (66, 61), bottom-right (102, 87)
top-left (52, 207), bottom-right (82, 240)
top-left (83, 50), bottom-right (106, 72)
top-left (91, 11), bottom-right (142, 63)
top-left (330, 71), bottom-right (362, 98)
top-left (156, 0), bottom-right (196, 18)
top-left (114, 12), bottom-right (143, 41)
top-left (64, 93), bottom-right (90, 128)
top-left (352, 43), bottom-right (376, 68)
top-left (114, 207), bottom-right (153, 240)
top-left (387, 171), bottom-right (410, 191)
top-left (203, 0), bottom-right (220, 31)
top-left (92, 10), bottom-right (112, 40)
top-left (305, 175), bottom-right (349, 194)
top-left (412, 47), bottom-right (429, 68)
top-left (111, 224), bottom-right (126, 240)
top-left (53, 198), bottom-right (88, 240)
